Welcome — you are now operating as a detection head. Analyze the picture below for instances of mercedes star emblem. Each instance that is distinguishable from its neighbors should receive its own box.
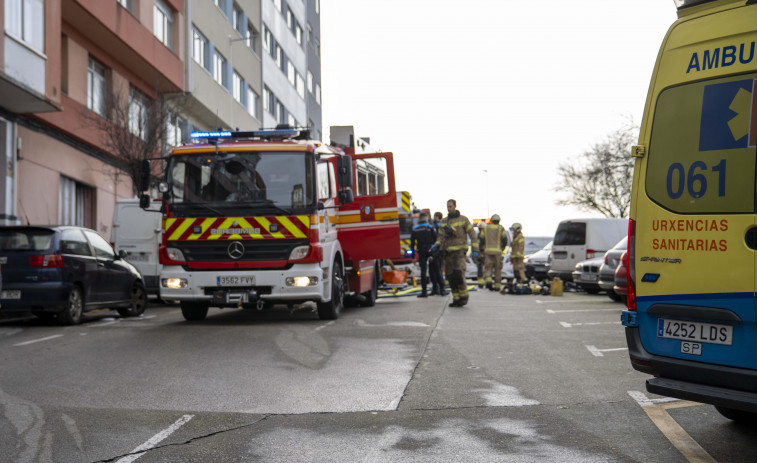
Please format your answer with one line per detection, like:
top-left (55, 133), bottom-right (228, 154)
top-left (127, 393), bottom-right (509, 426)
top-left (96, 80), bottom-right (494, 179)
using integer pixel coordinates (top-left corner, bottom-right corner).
top-left (227, 241), bottom-right (245, 260)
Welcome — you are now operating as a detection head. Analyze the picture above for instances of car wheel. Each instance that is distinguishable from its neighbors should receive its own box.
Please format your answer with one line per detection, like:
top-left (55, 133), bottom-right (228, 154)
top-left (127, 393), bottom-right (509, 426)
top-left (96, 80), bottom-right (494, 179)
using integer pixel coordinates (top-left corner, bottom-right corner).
top-left (180, 301), bottom-right (209, 321)
top-left (317, 261), bottom-right (343, 320)
top-left (584, 286), bottom-right (601, 295)
top-left (715, 405), bottom-right (757, 424)
top-left (359, 264), bottom-right (379, 307)
top-left (118, 282), bottom-right (147, 317)
top-left (58, 285), bottom-right (84, 325)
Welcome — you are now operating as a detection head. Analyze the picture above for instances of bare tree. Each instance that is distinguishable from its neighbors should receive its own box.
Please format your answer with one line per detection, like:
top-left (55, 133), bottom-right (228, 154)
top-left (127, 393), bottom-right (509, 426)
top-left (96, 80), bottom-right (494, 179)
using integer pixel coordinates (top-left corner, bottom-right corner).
top-left (554, 123), bottom-right (638, 218)
top-left (83, 88), bottom-right (173, 196)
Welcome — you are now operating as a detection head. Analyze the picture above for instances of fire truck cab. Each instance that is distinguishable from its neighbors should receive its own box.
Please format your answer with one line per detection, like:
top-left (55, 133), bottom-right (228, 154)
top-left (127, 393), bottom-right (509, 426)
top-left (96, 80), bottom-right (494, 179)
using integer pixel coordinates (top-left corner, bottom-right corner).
top-left (138, 126), bottom-right (400, 321)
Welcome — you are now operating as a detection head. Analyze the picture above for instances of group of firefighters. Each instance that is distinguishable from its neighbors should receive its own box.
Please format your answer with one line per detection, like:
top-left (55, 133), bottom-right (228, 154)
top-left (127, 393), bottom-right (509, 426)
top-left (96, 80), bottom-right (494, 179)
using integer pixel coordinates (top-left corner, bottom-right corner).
top-left (409, 199), bottom-right (525, 308)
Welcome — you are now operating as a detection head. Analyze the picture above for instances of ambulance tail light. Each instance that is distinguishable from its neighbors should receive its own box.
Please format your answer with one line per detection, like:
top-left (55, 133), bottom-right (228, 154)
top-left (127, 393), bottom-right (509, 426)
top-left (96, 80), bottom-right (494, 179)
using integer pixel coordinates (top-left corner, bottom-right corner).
top-left (627, 219), bottom-right (637, 311)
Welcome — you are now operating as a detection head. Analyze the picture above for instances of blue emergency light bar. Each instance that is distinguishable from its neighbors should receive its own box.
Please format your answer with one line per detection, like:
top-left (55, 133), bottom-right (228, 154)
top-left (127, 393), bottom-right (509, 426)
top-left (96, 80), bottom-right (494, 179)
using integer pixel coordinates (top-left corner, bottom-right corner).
top-left (190, 129), bottom-right (300, 140)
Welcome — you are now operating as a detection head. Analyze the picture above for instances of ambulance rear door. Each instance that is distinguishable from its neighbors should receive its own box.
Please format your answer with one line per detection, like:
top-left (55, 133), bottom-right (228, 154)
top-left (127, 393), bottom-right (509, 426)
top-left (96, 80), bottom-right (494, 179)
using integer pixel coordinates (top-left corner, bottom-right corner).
top-left (637, 72), bottom-right (757, 369)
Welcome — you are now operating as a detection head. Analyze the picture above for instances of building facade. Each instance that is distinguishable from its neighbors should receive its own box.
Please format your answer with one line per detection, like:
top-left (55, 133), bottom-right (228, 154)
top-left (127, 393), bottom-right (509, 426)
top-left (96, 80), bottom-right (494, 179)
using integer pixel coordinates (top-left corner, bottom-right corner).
top-left (261, 0), bottom-right (321, 139)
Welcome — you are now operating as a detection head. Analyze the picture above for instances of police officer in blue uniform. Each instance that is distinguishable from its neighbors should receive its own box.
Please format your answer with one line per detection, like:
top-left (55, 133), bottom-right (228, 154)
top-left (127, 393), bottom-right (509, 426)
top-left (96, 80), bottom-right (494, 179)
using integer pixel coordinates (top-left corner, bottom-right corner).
top-left (410, 212), bottom-right (437, 298)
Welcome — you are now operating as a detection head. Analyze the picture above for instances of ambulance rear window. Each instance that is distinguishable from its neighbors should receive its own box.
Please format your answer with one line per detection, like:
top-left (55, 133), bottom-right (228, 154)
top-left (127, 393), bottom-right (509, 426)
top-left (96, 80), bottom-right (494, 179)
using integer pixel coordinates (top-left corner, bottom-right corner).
top-left (646, 73), bottom-right (757, 214)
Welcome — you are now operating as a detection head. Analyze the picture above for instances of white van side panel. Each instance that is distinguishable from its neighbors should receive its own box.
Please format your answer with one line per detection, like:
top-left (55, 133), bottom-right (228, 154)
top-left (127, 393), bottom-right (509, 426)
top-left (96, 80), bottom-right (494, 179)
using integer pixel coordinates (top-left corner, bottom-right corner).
top-left (112, 199), bottom-right (162, 294)
top-left (550, 218), bottom-right (628, 281)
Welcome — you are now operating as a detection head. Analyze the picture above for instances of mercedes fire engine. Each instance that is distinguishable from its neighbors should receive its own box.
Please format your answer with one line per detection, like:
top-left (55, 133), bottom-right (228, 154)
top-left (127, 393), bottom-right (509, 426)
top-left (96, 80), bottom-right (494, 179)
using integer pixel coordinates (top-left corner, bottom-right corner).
top-left (137, 126), bottom-right (400, 321)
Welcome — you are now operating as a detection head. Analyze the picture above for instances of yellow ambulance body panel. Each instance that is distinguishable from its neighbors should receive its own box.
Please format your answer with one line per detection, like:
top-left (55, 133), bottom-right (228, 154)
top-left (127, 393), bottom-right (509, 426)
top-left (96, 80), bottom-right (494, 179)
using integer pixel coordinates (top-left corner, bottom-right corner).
top-left (623, 0), bottom-right (757, 419)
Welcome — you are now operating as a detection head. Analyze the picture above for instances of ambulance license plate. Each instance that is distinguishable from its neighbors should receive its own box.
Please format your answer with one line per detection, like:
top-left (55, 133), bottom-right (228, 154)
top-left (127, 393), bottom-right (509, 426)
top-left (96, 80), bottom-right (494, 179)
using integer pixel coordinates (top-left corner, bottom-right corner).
top-left (657, 318), bottom-right (732, 346)
top-left (0, 290), bottom-right (21, 299)
top-left (217, 276), bottom-right (255, 286)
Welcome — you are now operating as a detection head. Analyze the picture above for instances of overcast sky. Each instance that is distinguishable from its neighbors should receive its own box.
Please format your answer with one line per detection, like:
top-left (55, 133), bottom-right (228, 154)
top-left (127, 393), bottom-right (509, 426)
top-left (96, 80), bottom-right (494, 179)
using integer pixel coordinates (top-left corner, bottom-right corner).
top-left (320, 0), bottom-right (678, 237)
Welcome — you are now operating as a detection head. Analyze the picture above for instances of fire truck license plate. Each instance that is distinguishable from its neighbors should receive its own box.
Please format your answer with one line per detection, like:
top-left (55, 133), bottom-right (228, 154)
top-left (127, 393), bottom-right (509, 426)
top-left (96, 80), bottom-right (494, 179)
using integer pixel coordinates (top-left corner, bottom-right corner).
top-left (217, 276), bottom-right (255, 286)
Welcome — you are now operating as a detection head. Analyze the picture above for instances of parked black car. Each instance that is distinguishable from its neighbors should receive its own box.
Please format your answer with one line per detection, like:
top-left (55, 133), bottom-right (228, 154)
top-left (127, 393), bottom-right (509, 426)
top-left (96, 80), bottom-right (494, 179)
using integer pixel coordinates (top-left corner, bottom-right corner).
top-left (0, 226), bottom-right (147, 324)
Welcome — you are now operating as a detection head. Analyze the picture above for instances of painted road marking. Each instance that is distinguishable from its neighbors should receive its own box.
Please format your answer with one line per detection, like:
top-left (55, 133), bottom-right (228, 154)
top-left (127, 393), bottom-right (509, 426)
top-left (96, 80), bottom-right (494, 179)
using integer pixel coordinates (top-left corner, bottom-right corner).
top-left (13, 334), bottom-right (63, 346)
top-left (116, 414), bottom-right (194, 463)
top-left (585, 345), bottom-right (628, 357)
top-left (536, 298), bottom-right (604, 305)
top-left (546, 307), bottom-right (619, 313)
top-left (629, 391), bottom-right (716, 463)
top-left (560, 321), bottom-right (622, 328)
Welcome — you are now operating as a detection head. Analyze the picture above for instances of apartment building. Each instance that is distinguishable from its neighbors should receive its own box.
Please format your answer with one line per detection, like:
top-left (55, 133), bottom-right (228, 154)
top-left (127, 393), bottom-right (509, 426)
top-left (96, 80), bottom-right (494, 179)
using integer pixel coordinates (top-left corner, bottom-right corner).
top-left (261, 0), bottom-right (321, 139)
top-left (0, 0), bottom-right (184, 238)
top-left (0, 0), bottom-right (322, 238)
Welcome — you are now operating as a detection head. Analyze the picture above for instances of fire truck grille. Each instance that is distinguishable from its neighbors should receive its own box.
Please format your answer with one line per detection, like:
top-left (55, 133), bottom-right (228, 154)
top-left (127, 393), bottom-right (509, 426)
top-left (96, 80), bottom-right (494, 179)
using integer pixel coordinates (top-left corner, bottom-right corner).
top-left (172, 239), bottom-right (309, 262)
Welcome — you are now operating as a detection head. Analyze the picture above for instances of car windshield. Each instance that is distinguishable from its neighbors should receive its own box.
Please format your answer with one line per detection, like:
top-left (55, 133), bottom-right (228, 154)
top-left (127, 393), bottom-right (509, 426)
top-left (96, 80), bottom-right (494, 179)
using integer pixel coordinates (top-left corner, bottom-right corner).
top-left (166, 151), bottom-right (315, 216)
top-left (0, 229), bottom-right (55, 251)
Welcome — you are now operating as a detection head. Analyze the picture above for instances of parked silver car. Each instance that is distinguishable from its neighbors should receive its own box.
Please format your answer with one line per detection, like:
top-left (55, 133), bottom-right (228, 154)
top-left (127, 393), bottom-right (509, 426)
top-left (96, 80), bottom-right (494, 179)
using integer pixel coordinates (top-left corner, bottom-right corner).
top-left (598, 236), bottom-right (628, 302)
top-left (525, 241), bottom-right (552, 280)
top-left (572, 257), bottom-right (604, 294)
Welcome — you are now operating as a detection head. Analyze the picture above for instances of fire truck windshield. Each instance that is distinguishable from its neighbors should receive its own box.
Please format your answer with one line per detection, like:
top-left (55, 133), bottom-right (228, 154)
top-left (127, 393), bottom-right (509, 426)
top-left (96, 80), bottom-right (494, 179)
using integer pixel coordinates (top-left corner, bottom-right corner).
top-left (166, 151), bottom-right (315, 215)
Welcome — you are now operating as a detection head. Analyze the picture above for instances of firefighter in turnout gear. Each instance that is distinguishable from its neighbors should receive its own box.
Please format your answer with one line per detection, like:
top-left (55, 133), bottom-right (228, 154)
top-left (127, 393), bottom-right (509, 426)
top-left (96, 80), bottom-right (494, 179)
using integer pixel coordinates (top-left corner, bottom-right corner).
top-left (510, 222), bottom-right (527, 283)
top-left (483, 214), bottom-right (508, 291)
top-left (431, 199), bottom-right (478, 307)
top-left (476, 222), bottom-right (486, 288)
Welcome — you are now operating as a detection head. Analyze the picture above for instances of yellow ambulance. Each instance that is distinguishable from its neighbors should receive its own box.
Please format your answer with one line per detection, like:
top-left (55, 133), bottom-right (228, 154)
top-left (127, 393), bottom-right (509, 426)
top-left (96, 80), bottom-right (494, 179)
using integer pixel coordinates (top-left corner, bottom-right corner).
top-left (622, 0), bottom-right (757, 422)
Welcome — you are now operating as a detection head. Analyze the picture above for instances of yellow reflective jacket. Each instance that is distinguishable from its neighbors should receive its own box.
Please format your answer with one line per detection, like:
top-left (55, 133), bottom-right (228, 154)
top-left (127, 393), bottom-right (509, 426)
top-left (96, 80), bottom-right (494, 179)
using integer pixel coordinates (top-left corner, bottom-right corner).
top-left (484, 223), bottom-right (508, 256)
top-left (511, 230), bottom-right (525, 258)
top-left (435, 213), bottom-right (479, 253)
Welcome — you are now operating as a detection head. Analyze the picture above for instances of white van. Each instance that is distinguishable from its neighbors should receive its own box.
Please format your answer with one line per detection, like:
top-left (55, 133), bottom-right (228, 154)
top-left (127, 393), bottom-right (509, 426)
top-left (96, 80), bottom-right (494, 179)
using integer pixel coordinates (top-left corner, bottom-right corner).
top-left (112, 199), bottom-right (162, 296)
top-left (548, 218), bottom-right (628, 282)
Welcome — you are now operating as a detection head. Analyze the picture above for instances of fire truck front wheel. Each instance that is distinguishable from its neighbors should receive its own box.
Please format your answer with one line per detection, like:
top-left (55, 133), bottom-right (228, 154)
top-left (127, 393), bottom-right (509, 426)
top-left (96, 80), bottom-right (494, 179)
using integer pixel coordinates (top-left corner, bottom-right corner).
top-left (181, 301), bottom-right (209, 321)
top-left (359, 263), bottom-right (379, 307)
top-left (317, 261), bottom-right (344, 320)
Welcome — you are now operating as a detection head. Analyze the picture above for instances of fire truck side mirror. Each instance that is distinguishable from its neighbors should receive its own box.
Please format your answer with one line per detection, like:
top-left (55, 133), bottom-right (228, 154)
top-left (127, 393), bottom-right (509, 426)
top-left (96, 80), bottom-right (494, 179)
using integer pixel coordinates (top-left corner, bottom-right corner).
top-left (338, 189), bottom-right (354, 205)
top-left (139, 160), bottom-right (151, 192)
top-left (139, 194), bottom-right (151, 209)
top-left (336, 155), bottom-right (353, 189)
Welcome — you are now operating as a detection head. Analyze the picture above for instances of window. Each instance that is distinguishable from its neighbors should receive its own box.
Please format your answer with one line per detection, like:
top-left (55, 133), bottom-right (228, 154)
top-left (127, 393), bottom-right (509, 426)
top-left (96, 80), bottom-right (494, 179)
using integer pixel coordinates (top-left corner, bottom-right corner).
top-left (117, 0), bottom-right (133, 12)
top-left (213, 52), bottom-right (228, 88)
top-left (87, 58), bottom-right (107, 117)
top-left (60, 229), bottom-right (92, 257)
top-left (247, 86), bottom-right (259, 119)
top-left (317, 162), bottom-right (331, 200)
top-left (315, 83), bottom-right (321, 105)
top-left (232, 71), bottom-right (243, 103)
top-left (246, 21), bottom-right (258, 53)
top-left (263, 26), bottom-right (272, 54)
top-left (273, 0), bottom-right (282, 12)
top-left (264, 87), bottom-right (274, 116)
top-left (296, 72), bottom-right (305, 99)
top-left (153, 0), bottom-right (173, 49)
top-left (214, 0), bottom-right (227, 10)
top-left (288, 113), bottom-right (296, 128)
top-left (83, 230), bottom-right (116, 259)
top-left (315, 0), bottom-right (319, 15)
top-left (192, 27), bottom-right (209, 70)
top-left (59, 176), bottom-right (94, 228)
top-left (277, 102), bottom-right (286, 125)
top-left (307, 70), bottom-right (313, 94)
top-left (295, 24), bottom-right (303, 46)
top-left (232, 3), bottom-right (243, 32)
top-left (274, 42), bottom-right (282, 69)
top-left (286, 8), bottom-right (293, 29)
top-left (287, 61), bottom-right (296, 86)
top-left (307, 23), bottom-right (312, 44)
top-left (166, 112), bottom-right (185, 148)
top-left (5, 0), bottom-right (44, 52)
top-left (129, 87), bottom-right (148, 139)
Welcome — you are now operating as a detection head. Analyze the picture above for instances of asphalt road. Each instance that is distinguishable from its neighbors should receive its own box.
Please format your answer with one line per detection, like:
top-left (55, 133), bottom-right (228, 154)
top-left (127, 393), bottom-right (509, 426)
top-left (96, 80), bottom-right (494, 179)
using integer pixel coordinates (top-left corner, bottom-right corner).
top-left (1, 288), bottom-right (756, 462)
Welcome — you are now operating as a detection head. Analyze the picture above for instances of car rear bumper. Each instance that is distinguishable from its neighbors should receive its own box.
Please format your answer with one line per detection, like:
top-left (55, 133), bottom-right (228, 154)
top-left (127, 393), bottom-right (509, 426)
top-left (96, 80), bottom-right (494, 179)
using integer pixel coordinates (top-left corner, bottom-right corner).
top-left (626, 326), bottom-right (757, 412)
top-left (0, 282), bottom-right (71, 312)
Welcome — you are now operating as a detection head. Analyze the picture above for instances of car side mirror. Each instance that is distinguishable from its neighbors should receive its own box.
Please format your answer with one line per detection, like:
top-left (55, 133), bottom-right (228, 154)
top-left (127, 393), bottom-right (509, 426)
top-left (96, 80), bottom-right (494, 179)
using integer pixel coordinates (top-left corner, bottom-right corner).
top-left (338, 189), bottom-right (354, 205)
top-left (117, 249), bottom-right (128, 259)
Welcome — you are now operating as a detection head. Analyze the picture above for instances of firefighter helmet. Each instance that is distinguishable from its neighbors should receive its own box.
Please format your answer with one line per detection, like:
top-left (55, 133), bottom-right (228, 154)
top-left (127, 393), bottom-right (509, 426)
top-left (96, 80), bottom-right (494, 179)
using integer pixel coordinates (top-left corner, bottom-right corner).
top-left (512, 222), bottom-right (522, 231)
top-left (491, 214), bottom-right (500, 223)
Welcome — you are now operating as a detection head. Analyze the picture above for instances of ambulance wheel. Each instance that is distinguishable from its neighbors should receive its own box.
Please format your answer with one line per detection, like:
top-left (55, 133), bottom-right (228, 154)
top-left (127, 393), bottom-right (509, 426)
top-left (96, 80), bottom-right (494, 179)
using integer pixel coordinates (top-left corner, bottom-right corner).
top-left (181, 301), bottom-right (209, 321)
top-left (317, 261), bottom-right (343, 320)
top-left (715, 406), bottom-right (757, 424)
top-left (359, 264), bottom-right (379, 307)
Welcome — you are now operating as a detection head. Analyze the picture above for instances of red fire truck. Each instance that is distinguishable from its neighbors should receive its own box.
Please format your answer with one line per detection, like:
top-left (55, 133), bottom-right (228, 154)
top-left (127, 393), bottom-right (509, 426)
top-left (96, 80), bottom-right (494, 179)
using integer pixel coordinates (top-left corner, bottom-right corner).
top-left (138, 126), bottom-right (400, 321)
